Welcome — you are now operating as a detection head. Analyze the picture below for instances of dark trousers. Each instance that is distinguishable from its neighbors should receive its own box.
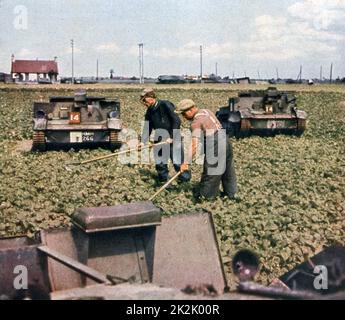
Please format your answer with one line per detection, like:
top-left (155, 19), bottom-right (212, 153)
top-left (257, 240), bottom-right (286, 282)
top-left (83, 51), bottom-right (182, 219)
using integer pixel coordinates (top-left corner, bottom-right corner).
top-left (199, 132), bottom-right (237, 199)
top-left (154, 139), bottom-right (191, 182)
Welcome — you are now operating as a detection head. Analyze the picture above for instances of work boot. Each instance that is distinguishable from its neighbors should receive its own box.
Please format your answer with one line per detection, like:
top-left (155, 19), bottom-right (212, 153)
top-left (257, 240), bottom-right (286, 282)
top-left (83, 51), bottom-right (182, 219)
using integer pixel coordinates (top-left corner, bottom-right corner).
top-left (157, 173), bottom-right (169, 183)
top-left (220, 192), bottom-right (240, 202)
top-left (220, 192), bottom-right (235, 199)
top-left (178, 170), bottom-right (191, 184)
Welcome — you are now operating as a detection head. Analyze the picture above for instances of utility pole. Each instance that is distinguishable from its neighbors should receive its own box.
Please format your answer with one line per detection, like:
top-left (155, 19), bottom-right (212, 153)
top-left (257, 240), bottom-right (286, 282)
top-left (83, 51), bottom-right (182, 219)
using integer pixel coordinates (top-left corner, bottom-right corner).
top-left (296, 65), bottom-right (302, 82)
top-left (276, 67), bottom-right (279, 80)
top-left (71, 39), bottom-right (74, 84)
top-left (257, 70), bottom-right (261, 80)
top-left (96, 59), bottom-right (99, 80)
top-left (200, 45), bottom-right (203, 82)
top-left (330, 63), bottom-right (333, 83)
top-left (320, 65), bottom-right (323, 82)
top-left (138, 43), bottom-right (144, 84)
top-left (215, 62), bottom-right (218, 76)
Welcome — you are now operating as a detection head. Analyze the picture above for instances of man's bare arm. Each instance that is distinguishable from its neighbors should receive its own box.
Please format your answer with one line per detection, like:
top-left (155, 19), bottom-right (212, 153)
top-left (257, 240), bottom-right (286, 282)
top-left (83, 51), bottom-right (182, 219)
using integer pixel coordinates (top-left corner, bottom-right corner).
top-left (181, 137), bottom-right (199, 172)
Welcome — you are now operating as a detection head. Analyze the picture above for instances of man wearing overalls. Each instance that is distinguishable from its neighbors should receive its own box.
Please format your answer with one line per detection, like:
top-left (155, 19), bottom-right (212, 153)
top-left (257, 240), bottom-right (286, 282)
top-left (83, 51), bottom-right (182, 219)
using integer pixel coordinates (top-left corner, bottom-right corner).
top-left (177, 99), bottom-right (237, 200)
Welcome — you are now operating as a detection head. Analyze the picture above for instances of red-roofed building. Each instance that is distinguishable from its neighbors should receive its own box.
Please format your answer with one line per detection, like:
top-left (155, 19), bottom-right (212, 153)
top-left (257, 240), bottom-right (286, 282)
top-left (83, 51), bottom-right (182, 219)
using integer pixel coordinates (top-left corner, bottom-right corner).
top-left (11, 55), bottom-right (59, 82)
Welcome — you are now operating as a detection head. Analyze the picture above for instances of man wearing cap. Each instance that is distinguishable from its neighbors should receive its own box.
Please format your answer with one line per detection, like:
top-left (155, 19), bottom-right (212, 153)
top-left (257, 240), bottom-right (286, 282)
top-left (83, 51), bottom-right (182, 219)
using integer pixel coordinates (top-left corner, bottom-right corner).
top-left (140, 88), bottom-right (191, 184)
top-left (177, 99), bottom-right (237, 200)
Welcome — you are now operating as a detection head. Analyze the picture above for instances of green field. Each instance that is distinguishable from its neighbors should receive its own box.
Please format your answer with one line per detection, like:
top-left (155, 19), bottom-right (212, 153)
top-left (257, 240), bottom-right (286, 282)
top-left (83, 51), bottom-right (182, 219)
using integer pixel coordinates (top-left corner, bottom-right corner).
top-left (0, 84), bottom-right (344, 289)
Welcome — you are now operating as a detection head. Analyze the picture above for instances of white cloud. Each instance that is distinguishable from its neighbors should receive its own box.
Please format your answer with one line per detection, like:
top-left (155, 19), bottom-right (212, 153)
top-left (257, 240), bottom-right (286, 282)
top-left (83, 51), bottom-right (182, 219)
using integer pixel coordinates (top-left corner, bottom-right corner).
top-left (151, 41), bottom-right (235, 60)
top-left (138, 0), bottom-right (345, 65)
top-left (60, 46), bottom-right (83, 56)
top-left (128, 45), bottom-right (152, 57)
top-left (95, 42), bottom-right (120, 53)
top-left (152, 42), bottom-right (199, 59)
top-left (240, 0), bottom-right (345, 62)
top-left (153, 6), bottom-right (343, 64)
top-left (16, 48), bottom-right (37, 58)
top-left (288, 0), bottom-right (345, 30)
top-left (204, 43), bottom-right (235, 59)
top-left (15, 48), bottom-right (60, 61)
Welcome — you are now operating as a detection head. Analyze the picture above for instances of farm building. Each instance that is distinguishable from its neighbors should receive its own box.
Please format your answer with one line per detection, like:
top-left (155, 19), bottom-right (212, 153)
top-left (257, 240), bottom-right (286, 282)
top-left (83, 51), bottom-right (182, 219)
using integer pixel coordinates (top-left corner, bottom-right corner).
top-left (11, 56), bottom-right (59, 83)
top-left (0, 72), bottom-right (12, 83)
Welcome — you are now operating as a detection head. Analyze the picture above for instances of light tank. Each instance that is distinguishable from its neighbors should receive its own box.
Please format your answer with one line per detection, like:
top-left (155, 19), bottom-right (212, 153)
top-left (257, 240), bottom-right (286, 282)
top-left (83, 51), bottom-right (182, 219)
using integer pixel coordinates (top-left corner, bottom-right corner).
top-left (216, 87), bottom-right (307, 138)
top-left (32, 91), bottom-right (122, 151)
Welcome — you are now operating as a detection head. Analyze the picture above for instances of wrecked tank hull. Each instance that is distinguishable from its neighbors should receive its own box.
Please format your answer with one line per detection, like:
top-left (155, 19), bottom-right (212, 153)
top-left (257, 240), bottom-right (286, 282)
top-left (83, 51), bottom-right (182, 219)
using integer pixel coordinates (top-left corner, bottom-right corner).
top-left (32, 92), bottom-right (123, 152)
top-left (0, 202), bottom-right (227, 300)
top-left (216, 87), bottom-right (308, 138)
top-left (2, 201), bottom-right (344, 300)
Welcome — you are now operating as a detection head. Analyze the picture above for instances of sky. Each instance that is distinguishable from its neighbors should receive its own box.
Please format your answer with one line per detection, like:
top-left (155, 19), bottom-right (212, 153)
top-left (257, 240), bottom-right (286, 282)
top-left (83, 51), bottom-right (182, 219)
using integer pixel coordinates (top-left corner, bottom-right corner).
top-left (0, 0), bottom-right (344, 79)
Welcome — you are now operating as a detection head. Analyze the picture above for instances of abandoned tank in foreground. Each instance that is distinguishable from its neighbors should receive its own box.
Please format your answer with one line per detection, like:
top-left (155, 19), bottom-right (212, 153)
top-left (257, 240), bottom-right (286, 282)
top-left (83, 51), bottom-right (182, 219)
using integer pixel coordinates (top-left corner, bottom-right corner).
top-left (1, 202), bottom-right (344, 300)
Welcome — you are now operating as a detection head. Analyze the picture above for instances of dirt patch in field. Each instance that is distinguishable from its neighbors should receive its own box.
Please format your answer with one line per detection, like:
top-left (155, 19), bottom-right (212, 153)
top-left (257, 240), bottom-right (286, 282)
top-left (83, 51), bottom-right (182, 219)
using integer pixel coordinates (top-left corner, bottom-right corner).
top-left (12, 140), bottom-right (33, 155)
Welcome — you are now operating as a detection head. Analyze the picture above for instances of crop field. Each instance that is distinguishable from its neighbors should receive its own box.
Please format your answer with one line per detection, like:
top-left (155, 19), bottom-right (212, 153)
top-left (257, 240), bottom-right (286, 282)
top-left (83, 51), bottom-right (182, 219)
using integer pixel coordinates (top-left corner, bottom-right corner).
top-left (0, 84), bottom-right (344, 289)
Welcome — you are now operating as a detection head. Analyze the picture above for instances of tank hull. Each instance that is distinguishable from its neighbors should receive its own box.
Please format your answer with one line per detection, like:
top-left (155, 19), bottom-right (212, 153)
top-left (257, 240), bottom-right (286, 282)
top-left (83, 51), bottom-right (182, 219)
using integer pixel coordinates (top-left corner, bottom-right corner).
top-left (32, 93), bottom-right (122, 151)
top-left (216, 88), bottom-right (308, 138)
top-left (0, 203), bottom-right (227, 299)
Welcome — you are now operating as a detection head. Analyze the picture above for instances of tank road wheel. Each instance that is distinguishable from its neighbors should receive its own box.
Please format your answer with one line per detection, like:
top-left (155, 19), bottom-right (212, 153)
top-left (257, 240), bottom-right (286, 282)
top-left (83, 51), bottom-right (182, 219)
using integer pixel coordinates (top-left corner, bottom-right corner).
top-left (238, 119), bottom-right (251, 138)
top-left (109, 131), bottom-right (122, 152)
top-left (296, 119), bottom-right (307, 136)
top-left (32, 131), bottom-right (46, 152)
